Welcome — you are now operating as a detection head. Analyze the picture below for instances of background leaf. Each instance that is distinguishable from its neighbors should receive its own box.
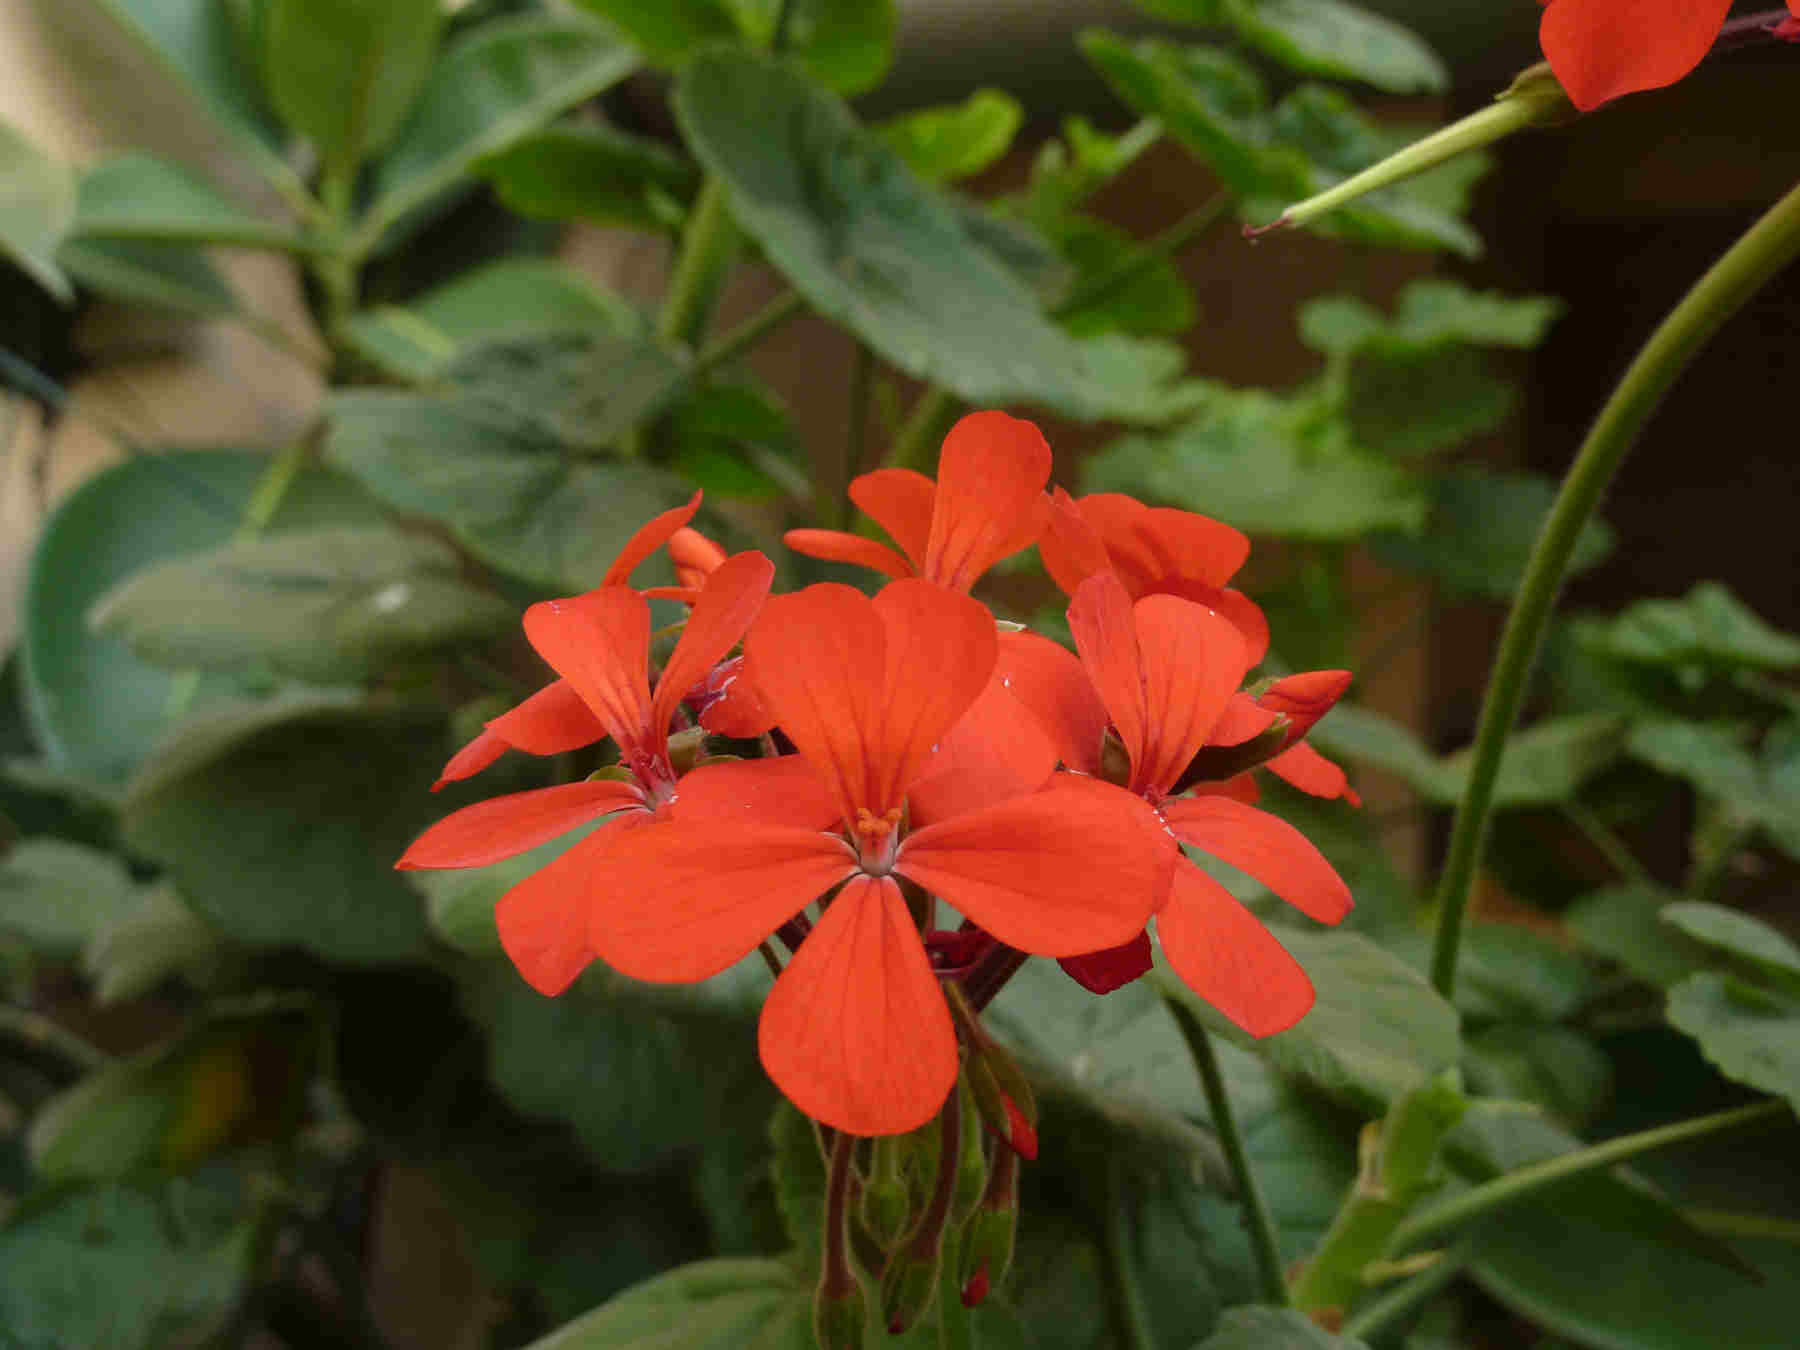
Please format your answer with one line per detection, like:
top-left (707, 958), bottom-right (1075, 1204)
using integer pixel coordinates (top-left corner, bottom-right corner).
top-left (877, 89), bottom-right (1025, 185)
top-left (91, 525), bottom-right (515, 683)
top-left (1224, 0), bottom-right (1447, 94)
top-left (263, 0), bottom-right (442, 177)
top-left (0, 839), bottom-right (140, 956)
top-left (476, 124), bottom-right (698, 233)
top-left (70, 153), bottom-right (307, 251)
top-left (57, 238), bottom-right (240, 315)
top-left (1193, 1305), bottom-right (1370, 1350)
top-left (20, 454), bottom-right (380, 785)
top-left (1585, 583), bottom-right (1800, 674)
top-left (361, 16), bottom-right (639, 246)
top-left (519, 1257), bottom-right (811, 1349)
top-left (0, 121), bottom-right (75, 301)
top-left (121, 695), bottom-right (441, 964)
top-left (1665, 973), bottom-right (1800, 1109)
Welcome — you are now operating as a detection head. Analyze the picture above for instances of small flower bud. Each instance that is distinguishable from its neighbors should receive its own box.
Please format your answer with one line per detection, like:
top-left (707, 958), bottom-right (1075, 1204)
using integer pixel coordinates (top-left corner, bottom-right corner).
top-left (859, 1137), bottom-right (912, 1250)
top-left (666, 725), bottom-right (708, 775)
top-left (959, 1143), bottom-right (1020, 1305)
top-left (880, 1249), bottom-right (939, 1335)
top-left (964, 1048), bottom-right (1039, 1160)
top-left (961, 1264), bottom-right (990, 1308)
top-left (951, 1082), bottom-right (988, 1226)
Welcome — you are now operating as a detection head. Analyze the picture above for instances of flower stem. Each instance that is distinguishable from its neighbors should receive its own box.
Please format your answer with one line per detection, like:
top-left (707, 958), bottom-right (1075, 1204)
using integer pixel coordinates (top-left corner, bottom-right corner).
top-left (1051, 192), bottom-right (1231, 318)
top-left (1391, 1099), bottom-right (1791, 1254)
top-left (689, 289), bottom-right (807, 380)
top-left (1428, 175), bottom-right (1800, 1000)
top-left (657, 177), bottom-right (737, 348)
top-left (1340, 1245), bottom-right (1466, 1341)
top-left (1166, 999), bottom-right (1289, 1305)
top-left (888, 386), bottom-right (956, 473)
top-left (1100, 1155), bottom-right (1157, 1350)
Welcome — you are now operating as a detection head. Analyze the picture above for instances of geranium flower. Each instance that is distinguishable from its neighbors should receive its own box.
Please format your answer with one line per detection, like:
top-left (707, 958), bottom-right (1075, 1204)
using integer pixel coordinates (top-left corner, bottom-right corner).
top-left (1539, 0), bottom-right (1800, 112)
top-left (431, 493), bottom-right (706, 789)
top-left (579, 579), bottom-right (1172, 1135)
top-left (398, 551), bottom-right (818, 995)
top-left (1039, 573), bottom-right (1354, 1033)
top-left (786, 411), bottom-right (1052, 592)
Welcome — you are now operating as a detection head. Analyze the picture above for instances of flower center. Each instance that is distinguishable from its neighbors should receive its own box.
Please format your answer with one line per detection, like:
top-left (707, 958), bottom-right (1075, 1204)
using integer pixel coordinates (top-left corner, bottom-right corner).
top-left (853, 806), bottom-right (904, 874)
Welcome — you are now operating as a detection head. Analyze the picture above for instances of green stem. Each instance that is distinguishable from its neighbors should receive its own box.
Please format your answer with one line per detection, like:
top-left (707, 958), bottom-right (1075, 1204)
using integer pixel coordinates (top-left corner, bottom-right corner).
top-left (888, 387), bottom-right (956, 473)
top-left (1100, 1155), bottom-right (1157, 1350)
top-left (1561, 800), bottom-right (1654, 887)
top-left (688, 289), bottom-right (806, 380)
top-left (1428, 176), bottom-right (1800, 999)
top-left (1390, 1099), bottom-right (1790, 1254)
top-left (1167, 999), bottom-right (1289, 1305)
top-left (823, 341), bottom-right (874, 530)
top-left (1682, 1208), bottom-right (1800, 1245)
top-left (657, 177), bottom-right (738, 348)
top-left (937, 1228), bottom-right (973, 1350)
top-left (1052, 191), bottom-right (1232, 319)
top-left (1340, 1246), bottom-right (1466, 1342)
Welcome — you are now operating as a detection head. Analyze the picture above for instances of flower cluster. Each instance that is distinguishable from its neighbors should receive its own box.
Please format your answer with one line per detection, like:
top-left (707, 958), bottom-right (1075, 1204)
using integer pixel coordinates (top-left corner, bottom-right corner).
top-left (398, 411), bottom-right (1357, 1142)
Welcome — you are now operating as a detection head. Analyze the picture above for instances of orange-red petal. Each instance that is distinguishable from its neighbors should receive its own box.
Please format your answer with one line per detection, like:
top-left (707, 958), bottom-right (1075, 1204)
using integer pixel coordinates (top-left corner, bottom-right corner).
top-left (397, 780), bottom-right (645, 869)
top-left (783, 528), bottom-right (915, 581)
top-left (669, 525), bottom-right (728, 591)
top-left (1162, 795), bottom-right (1353, 925)
top-left (696, 655), bottom-right (777, 738)
top-left (521, 589), bottom-right (653, 756)
top-left (1038, 486), bottom-right (1115, 599)
top-left (1266, 742), bottom-right (1362, 807)
top-left (869, 580), bottom-right (998, 811)
top-left (586, 822), bottom-right (856, 982)
top-left (484, 678), bottom-right (606, 756)
top-left (1539, 0), bottom-right (1731, 111)
top-left (651, 551), bottom-right (774, 739)
top-left (672, 755), bottom-right (841, 830)
top-left (1157, 581), bottom-right (1270, 667)
top-left (1156, 862), bottom-right (1314, 1038)
top-left (1067, 572), bottom-right (1149, 779)
top-left (907, 670), bottom-right (1059, 827)
top-left (758, 873), bottom-right (958, 1136)
top-left (851, 467), bottom-right (936, 568)
top-left (995, 629), bottom-right (1108, 775)
top-left (1078, 494), bottom-right (1249, 593)
top-left (495, 814), bottom-right (653, 995)
top-left (897, 775), bottom-right (1172, 957)
top-left (433, 726), bottom-right (510, 790)
top-left (600, 490), bottom-right (702, 587)
top-left (1130, 593), bottom-right (1250, 796)
top-left (923, 411), bottom-right (1052, 592)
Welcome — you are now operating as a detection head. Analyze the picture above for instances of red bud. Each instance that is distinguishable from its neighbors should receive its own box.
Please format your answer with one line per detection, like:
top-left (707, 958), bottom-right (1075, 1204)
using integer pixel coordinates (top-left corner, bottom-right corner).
top-left (1004, 1095), bottom-right (1037, 1161)
top-left (961, 1264), bottom-right (990, 1308)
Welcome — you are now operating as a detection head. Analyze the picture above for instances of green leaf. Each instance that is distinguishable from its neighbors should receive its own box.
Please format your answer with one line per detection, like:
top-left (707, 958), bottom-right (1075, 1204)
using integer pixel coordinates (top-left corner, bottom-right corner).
top-left (877, 89), bottom-right (1025, 185)
top-left (361, 16), bottom-right (639, 247)
top-left (0, 1175), bottom-right (253, 1348)
top-left (1665, 973), bottom-right (1800, 1111)
top-left (674, 48), bottom-right (1166, 422)
top-left (326, 388), bottom-right (694, 591)
top-left (1041, 214), bottom-right (1197, 338)
top-left (56, 237), bottom-right (239, 315)
top-left (30, 1001), bottom-right (317, 1179)
top-left (343, 258), bottom-right (642, 382)
top-left (1309, 706), bottom-right (1625, 809)
top-left (1081, 32), bottom-right (1306, 201)
top-left (1223, 0), bottom-right (1447, 94)
top-left (91, 525), bottom-right (514, 683)
top-left (82, 882), bottom-right (224, 1005)
top-left (1084, 393), bottom-right (1430, 539)
top-left (263, 0), bottom-right (441, 178)
top-left (519, 1257), bottom-right (811, 1349)
top-left (667, 382), bottom-right (811, 505)
top-left (0, 121), bottom-right (75, 301)
top-left (1343, 347), bottom-right (1516, 459)
top-left (1192, 1306), bottom-right (1370, 1350)
top-left (1373, 471), bottom-right (1615, 598)
top-left (1159, 928), bottom-right (1461, 1113)
top-left (1019, 115), bottom-right (1162, 225)
top-left (767, 1100), bottom-right (825, 1270)
top-left (463, 966), bottom-right (761, 1174)
top-left (1437, 923), bottom-right (1598, 1023)
top-left (1463, 1024), bottom-right (1613, 1128)
top-left (475, 124), bottom-right (698, 232)
top-left (121, 695), bottom-right (440, 963)
top-left (727, 0), bottom-right (900, 94)
top-left (70, 153), bottom-right (306, 251)
top-left (1625, 720), bottom-right (1800, 858)
top-left (1586, 582), bottom-right (1800, 675)
top-left (0, 839), bottom-right (139, 956)
top-left (569, 0), bottom-right (737, 66)
top-left (19, 454), bottom-right (380, 786)
top-left (1565, 884), bottom-right (1710, 988)
top-left (1661, 903), bottom-right (1800, 984)
top-left (72, 0), bottom-right (298, 202)
top-left (1458, 1110), bottom-right (1800, 1350)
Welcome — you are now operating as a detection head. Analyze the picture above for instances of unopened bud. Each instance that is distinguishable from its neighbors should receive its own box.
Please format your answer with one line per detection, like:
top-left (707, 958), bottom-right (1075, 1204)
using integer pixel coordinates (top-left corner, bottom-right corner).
top-left (860, 1138), bottom-right (912, 1250)
top-left (961, 1264), bottom-right (990, 1308)
top-left (952, 1082), bottom-right (988, 1226)
top-left (880, 1250), bottom-right (939, 1336)
top-left (813, 1277), bottom-right (866, 1350)
top-left (1172, 716), bottom-right (1290, 794)
top-left (965, 1049), bottom-right (1039, 1161)
top-left (959, 1144), bottom-right (1020, 1303)
top-left (666, 725), bottom-right (708, 775)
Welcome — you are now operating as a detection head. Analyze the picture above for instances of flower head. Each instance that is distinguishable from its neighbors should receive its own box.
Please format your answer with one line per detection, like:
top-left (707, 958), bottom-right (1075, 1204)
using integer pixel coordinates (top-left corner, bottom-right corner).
top-left (1539, 0), bottom-right (1800, 112)
top-left (786, 411), bottom-right (1052, 592)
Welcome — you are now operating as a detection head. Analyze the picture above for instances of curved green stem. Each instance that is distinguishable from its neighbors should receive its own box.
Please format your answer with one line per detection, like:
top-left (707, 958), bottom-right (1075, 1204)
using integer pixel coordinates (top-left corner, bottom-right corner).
top-left (689, 289), bottom-right (806, 379)
top-left (1429, 176), bottom-right (1800, 998)
top-left (657, 177), bottom-right (737, 348)
top-left (888, 386), bottom-right (957, 473)
top-left (1167, 999), bottom-right (1290, 1305)
top-left (1052, 191), bottom-right (1231, 318)
top-left (1100, 1156), bottom-right (1157, 1350)
top-left (1390, 1099), bottom-right (1790, 1254)
top-left (1340, 1245), bottom-right (1467, 1342)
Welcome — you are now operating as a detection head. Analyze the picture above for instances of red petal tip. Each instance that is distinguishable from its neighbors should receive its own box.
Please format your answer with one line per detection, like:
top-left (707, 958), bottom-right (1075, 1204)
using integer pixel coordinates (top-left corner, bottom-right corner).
top-left (961, 1266), bottom-right (990, 1308)
top-left (1004, 1095), bottom-right (1038, 1161)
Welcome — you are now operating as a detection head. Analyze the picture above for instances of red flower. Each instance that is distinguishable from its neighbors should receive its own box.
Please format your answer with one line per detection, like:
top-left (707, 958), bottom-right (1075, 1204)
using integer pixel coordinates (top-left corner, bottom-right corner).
top-left (431, 492), bottom-right (706, 789)
top-left (1539, 0), bottom-right (1800, 112)
top-left (1207, 671), bottom-right (1362, 806)
top-left (578, 580), bottom-right (1172, 1135)
top-left (1040, 487), bottom-right (1269, 662)
top-left (1048, 573), bottom-right (1353, 1035)
top-left (397, 551), bottom-right (811, 995)
top-left (786, 411), bottom-right (1052, 592)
